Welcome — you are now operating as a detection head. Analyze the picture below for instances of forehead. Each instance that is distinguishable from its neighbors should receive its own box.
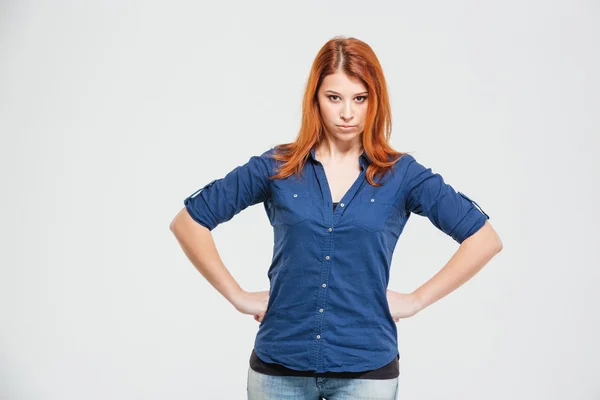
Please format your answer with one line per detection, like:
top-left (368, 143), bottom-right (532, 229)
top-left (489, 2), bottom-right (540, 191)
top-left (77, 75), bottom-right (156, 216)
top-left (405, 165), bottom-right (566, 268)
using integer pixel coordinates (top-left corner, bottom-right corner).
top-left (320, 72), bottom-right (367, 94)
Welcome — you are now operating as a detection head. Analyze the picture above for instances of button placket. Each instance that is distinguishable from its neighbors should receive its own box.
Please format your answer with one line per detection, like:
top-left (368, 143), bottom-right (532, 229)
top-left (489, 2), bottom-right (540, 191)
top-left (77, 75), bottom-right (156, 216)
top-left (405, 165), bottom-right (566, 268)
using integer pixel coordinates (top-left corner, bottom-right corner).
top-left (308, 157), bottom-right (370, 372)
top-left (317, 249), bottom-right (332, 347)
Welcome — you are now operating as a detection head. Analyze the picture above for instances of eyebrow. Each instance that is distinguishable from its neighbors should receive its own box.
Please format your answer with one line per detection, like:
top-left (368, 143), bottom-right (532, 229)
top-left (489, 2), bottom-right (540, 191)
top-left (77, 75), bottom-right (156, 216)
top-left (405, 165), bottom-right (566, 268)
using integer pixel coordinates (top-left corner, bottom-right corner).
top-left (324, 90), bottom-right (368, 96)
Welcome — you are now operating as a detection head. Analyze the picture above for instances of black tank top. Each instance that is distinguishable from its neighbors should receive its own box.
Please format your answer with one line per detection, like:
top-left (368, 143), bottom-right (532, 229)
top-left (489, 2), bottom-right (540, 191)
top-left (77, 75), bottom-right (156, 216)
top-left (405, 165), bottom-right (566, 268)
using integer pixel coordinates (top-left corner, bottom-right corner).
top-left (249, 201), bottom-right (400, 379)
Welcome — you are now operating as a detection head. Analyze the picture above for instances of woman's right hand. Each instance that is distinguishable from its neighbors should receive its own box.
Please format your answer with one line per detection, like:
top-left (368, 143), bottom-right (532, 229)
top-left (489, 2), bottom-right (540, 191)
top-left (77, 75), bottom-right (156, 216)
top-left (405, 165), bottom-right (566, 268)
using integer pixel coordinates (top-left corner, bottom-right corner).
top-left (231, 290), bottom-right (270, 323)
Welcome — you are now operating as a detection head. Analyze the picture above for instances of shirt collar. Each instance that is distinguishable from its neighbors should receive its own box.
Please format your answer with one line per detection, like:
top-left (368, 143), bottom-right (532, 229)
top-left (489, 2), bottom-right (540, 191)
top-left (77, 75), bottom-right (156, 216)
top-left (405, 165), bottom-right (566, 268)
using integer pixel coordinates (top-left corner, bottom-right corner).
top-left (309, 145), bottom-right (371, 168)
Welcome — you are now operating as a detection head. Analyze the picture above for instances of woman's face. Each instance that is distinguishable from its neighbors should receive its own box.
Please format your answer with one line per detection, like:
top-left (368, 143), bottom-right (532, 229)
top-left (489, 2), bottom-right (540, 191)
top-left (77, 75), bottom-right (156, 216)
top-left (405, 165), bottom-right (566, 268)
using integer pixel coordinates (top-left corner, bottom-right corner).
top-left (317, 71), bottom-right (369, 143)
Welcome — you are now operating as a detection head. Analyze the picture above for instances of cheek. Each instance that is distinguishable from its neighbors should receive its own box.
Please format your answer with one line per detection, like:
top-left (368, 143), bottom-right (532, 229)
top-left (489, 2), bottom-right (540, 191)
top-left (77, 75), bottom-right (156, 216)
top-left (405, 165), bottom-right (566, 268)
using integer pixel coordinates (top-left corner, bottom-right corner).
top-left (358, 106), bottom-right (368, 122)
top-left (320, 104), bottom-right (337, 121)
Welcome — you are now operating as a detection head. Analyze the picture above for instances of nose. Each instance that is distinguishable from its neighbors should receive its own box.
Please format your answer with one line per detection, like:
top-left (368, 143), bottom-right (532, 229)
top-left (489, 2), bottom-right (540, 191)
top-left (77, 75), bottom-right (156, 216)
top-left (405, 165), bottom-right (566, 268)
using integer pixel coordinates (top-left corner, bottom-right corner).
top-left (340, 101), bottom-right (354, 121)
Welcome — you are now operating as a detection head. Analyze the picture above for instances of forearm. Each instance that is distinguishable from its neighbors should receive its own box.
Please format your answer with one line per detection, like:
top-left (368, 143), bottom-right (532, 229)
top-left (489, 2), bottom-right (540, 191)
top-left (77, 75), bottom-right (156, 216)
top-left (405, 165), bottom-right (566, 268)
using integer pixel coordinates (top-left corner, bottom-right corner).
top-left (411, 221), bottom-right (503, 312)
top-left (170, 208), bottom-right (244, 306)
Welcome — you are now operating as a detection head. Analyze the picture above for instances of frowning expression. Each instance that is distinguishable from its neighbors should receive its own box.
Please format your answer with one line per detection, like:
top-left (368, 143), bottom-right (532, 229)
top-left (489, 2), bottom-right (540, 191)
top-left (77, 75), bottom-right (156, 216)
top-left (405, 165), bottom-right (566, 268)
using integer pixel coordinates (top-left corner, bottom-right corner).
top-left (317, 71), bottom-right (369, 142)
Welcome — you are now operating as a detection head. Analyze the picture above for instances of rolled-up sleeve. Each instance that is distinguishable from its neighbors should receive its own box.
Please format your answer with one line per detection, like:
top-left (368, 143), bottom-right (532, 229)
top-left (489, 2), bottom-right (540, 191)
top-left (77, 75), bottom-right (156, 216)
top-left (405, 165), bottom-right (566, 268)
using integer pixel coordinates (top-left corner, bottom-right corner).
top-left (402, 154), bottom-right (490, 244)
top-left (183, 148), bottom-right (274, 231)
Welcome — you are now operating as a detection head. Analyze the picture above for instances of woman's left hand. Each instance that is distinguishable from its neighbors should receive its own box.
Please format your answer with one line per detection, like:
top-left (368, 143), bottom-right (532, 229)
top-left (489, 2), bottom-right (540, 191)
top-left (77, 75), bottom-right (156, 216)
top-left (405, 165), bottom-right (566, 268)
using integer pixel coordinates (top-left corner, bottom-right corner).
top-left (386, 289), bottom-right (422, 322)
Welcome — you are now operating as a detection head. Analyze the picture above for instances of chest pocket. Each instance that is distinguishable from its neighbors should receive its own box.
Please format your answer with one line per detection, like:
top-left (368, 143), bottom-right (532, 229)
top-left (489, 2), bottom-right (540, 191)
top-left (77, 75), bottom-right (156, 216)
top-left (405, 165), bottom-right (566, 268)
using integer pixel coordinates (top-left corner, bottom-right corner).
top-left (348, 195), bottom-right (398, 232)
top-left (272, 189), bottom-right (314, 226)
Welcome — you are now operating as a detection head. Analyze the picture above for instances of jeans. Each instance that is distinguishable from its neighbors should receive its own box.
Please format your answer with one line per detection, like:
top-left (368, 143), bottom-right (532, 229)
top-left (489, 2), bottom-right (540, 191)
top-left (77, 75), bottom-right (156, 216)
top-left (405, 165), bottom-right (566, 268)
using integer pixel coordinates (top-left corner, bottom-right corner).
top-left (247, 367), bottom-right (399, 400)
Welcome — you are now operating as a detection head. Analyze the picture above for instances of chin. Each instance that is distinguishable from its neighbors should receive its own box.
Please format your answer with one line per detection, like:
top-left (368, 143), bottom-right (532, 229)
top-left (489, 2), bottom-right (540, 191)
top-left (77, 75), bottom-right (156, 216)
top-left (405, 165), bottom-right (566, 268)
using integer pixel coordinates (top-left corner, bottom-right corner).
top-left (335, 132), bottom-right (357, 139)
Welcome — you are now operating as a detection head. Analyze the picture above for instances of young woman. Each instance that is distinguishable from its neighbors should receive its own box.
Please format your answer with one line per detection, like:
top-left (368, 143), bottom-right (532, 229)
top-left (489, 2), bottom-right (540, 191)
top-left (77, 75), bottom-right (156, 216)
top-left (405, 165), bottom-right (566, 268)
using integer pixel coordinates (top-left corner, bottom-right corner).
top-left (170, 36), bottom-right (503, 400)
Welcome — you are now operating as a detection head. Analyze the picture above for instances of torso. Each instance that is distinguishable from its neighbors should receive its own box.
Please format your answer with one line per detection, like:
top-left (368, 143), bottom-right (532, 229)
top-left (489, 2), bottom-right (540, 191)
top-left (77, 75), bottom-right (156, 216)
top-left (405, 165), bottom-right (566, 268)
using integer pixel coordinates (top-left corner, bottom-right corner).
top-left (249, 199), bottom-right (400, 379)
top-left (315, 152), bottom-right (362, 203)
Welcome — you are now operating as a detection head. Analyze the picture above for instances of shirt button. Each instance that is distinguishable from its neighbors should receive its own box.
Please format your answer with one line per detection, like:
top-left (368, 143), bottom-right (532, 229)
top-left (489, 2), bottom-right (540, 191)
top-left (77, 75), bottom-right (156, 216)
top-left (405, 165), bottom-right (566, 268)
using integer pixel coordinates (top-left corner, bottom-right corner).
top-left (293, 193), bottom-right (298, 197)
top-left (328, 227), bottom-right (332, 232)
top-left (340, 203), bottom-right (345, 207)
top-left (319, 308), bottom-right (324, 313)
top-left (322, 283), bottom-right (326, 287)
top-left (370, 198), bottom-right (375, 202)
top-left (316, 335), bottom-right (321, 339)
top-left (325, 255), bottom-right (330, 260)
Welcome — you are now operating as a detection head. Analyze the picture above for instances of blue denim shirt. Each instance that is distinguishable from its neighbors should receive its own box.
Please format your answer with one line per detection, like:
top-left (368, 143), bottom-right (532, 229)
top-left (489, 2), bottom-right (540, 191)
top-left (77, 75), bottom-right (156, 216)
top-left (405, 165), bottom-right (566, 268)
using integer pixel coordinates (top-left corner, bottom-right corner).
top-left (183, 145), bottom-right (489, 373)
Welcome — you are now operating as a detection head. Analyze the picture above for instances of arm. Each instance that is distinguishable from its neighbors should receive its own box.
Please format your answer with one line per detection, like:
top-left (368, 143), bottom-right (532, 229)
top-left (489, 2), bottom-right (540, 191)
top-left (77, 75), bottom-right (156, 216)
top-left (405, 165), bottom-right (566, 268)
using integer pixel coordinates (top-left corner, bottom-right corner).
top-left (169, 207), bottom-right (244, 307)
top-left (387, 155), bottom-right (502, 319)
top-left (170, 149), bottom-right (274, 319)
top-left (410, 220), bottom-right (502, 313)
top-left (169, 207), bottom-right (271, 319)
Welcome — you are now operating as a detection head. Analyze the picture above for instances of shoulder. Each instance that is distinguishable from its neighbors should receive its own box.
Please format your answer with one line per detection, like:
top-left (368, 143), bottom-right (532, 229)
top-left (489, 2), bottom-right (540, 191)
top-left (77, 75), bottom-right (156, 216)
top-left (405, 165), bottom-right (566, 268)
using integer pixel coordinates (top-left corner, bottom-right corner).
top-left (256, 146), bottom-right (278, 170)
top-left (390, 153), bottom-right (440, 192)
top-left (222, 146), bottom-right (277, 180)
top-left (259, 146), bottom-right (277, 161)
top-left (236, 146), bottom-right (278, 180)
top-left (395, 153), bottom-right (416, 166)
top-left (243, 146), bottom-right (276, 165)
top-left (391, 153), bottom-right (419, 177)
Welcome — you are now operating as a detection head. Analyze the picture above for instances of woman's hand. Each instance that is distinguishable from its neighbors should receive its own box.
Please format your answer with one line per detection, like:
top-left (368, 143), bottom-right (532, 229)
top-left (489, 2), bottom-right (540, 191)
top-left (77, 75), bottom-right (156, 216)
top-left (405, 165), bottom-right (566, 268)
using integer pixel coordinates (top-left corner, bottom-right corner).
top-left (386, 289), bottom-right (422, 322)
top-left (231, 290), bottom-right (270, 323)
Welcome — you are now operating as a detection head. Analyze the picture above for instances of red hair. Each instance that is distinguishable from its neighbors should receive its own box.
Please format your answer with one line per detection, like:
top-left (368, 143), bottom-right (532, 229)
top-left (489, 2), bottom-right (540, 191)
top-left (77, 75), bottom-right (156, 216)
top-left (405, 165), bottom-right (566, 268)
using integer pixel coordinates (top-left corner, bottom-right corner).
top-left (269, 36), bottom-right (407, 187)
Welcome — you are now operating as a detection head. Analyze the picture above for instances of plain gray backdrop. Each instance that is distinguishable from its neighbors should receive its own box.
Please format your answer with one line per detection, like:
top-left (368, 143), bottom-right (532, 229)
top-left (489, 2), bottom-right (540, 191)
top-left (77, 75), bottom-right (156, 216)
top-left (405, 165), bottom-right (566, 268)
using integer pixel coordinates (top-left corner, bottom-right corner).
top-left (1, 1), bottom-right (599, 399)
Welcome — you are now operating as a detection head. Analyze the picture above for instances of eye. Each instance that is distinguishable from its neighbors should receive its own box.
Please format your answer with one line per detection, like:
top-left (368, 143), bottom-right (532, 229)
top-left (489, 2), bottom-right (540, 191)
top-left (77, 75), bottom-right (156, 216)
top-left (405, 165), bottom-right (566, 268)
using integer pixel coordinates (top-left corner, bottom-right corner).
top-left (326, 95), bottom-right (368, 102)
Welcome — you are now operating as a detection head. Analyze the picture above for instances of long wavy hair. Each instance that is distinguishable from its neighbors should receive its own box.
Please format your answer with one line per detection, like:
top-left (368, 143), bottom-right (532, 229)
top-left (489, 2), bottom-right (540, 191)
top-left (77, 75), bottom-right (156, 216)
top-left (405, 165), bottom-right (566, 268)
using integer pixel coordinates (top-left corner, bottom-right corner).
top-left (269, 36), bottom-right (408, 187)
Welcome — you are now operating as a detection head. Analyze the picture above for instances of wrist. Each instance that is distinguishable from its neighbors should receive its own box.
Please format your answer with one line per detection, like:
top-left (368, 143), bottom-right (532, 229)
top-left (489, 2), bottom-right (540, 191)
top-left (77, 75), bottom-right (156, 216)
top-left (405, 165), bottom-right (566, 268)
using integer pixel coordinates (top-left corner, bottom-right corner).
top-left (410, 292), bottom-right (426, 313)
top-left (224, 286), bottom-right (245, 308)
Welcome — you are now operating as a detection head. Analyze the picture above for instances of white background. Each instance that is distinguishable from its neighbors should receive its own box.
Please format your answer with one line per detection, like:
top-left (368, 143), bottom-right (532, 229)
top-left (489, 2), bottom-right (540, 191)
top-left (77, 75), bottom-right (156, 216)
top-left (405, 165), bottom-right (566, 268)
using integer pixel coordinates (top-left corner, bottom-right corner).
top-left (1, 1), bottom-right (599, 399)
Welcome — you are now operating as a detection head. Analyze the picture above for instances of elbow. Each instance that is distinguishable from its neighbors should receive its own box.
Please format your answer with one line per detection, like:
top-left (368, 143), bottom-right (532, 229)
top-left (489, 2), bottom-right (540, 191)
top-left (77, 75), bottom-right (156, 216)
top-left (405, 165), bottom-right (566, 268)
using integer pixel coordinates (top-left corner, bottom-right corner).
top-left (169, 211), bottom-right (184, 234)
top-left (169, 208), bottom-right (210, 235)
top-left (466, 221), bottom-right (503, 254)
top-left (481, 220), bottom-right (503, 254)
top-left (495, 236), bottom-right (504, 253)
top-left (488, 228), bottom-right (503, 254)
top-left (169, 219), bottom-right (176, 232)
